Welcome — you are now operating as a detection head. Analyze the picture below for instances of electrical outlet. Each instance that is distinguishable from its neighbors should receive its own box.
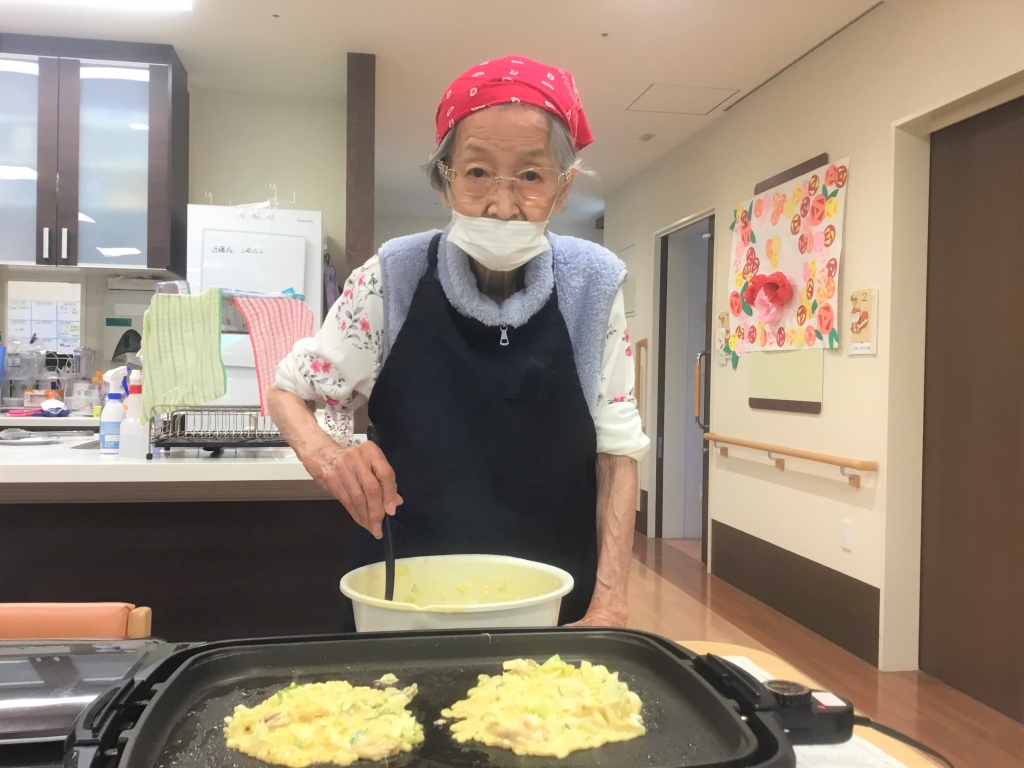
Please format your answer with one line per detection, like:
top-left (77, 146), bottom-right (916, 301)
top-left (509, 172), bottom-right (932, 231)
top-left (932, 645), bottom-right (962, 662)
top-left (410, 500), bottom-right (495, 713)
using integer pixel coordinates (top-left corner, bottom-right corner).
top-left (841, 518), bottom-right (853, 552)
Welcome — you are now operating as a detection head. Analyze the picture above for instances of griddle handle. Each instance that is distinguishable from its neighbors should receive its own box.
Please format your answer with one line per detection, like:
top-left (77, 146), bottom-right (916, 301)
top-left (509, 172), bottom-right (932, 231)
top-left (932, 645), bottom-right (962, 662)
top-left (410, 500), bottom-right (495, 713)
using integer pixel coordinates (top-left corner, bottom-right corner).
top-left (366, 424), bottom-right (396, 601)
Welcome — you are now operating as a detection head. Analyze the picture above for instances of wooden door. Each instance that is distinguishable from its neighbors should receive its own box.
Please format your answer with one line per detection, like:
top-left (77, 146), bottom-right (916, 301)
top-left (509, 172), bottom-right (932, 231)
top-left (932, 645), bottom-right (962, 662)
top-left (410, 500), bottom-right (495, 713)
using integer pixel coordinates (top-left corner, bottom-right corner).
top-left (921, 95), bottom-right (1024, 722)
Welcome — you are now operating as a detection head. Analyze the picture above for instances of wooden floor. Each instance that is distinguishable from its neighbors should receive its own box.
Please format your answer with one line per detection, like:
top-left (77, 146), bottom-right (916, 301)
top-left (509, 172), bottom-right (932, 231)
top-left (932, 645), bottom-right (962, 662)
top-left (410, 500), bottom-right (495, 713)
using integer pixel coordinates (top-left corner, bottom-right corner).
top-left (631, 534), bottom-right (1024, 768)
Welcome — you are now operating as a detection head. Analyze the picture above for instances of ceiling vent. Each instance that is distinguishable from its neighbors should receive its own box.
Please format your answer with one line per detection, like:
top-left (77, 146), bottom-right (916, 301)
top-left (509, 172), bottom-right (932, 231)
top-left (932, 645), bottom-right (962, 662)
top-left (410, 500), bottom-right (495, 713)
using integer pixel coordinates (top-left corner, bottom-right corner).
top-left (627, 85), bottom-right (738, 115)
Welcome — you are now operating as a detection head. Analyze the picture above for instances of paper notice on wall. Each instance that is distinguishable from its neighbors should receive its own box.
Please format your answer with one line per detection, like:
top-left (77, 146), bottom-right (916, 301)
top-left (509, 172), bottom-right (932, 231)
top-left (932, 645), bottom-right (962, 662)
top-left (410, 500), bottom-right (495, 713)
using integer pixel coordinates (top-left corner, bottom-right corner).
top-left (5, 281), bottom-right (82, 352)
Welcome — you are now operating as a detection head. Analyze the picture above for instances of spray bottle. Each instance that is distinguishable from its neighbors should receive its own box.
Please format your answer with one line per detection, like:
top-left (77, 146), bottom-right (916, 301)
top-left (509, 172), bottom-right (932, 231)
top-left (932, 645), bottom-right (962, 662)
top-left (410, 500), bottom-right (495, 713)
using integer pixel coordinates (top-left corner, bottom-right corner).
top-left (118, 369), bottom-right (148, 459)
top-left (100, 366), bottom-right (129, 455)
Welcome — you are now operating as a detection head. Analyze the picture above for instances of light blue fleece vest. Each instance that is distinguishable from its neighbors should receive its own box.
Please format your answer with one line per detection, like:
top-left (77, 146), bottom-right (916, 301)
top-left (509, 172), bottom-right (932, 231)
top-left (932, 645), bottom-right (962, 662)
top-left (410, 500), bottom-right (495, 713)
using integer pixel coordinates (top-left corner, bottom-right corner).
top-left (378, 226), bottom-right (626, 416)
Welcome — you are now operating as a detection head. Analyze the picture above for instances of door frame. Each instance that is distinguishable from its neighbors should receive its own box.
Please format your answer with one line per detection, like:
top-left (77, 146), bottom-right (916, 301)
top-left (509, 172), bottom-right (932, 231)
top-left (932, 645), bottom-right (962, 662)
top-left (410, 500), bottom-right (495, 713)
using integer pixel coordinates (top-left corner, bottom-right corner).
top-left (650, 208), bottom-right (716, 559)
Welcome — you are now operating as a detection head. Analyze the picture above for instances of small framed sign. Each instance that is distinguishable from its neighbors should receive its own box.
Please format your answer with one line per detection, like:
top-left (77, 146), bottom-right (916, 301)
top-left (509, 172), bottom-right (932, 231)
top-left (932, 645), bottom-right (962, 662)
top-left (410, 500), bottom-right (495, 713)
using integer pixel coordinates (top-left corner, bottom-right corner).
top-left (848, 288), bottom-right (877, 355)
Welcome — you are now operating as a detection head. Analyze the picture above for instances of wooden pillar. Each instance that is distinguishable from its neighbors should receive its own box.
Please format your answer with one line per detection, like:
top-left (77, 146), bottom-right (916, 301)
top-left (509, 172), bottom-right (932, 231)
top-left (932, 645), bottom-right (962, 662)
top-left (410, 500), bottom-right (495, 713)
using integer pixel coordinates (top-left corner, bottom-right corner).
top-left (346, 53), bottom-right (375, 433)
top-left (346, 52), bottom-right (375, 271)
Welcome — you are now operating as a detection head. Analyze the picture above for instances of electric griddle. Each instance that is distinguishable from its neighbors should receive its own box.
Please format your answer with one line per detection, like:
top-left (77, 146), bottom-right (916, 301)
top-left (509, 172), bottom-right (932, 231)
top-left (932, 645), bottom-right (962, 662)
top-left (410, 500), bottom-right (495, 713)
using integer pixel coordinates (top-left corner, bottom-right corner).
top-left (66, 628), bottom-right (797, 768)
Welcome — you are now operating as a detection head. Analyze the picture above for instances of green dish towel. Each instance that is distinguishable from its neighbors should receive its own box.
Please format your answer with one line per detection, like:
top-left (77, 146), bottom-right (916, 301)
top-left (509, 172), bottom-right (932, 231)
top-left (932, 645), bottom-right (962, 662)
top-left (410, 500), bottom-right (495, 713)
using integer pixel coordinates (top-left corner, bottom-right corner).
top-left (142, 288), bottom-right (226, 418)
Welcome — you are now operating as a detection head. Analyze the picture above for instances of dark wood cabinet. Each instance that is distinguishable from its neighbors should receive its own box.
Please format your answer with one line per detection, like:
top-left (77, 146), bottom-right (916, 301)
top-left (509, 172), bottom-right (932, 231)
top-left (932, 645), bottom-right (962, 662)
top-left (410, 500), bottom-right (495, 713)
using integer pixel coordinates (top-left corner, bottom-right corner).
top-left (0, 33), bottom-right (188, 275)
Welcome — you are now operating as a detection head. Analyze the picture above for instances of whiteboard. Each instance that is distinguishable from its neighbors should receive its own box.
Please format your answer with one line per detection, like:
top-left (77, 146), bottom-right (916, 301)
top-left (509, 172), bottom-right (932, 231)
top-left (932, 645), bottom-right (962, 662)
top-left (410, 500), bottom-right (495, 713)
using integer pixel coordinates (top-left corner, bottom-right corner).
top-left (198, 229), bottom-right (306, 295)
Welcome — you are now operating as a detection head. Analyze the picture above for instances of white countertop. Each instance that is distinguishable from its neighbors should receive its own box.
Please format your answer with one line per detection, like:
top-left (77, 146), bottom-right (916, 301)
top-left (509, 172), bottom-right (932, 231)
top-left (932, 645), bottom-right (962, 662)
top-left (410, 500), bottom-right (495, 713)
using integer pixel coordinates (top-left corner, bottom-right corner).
top-left (0, 435), bottom-right (313, 484)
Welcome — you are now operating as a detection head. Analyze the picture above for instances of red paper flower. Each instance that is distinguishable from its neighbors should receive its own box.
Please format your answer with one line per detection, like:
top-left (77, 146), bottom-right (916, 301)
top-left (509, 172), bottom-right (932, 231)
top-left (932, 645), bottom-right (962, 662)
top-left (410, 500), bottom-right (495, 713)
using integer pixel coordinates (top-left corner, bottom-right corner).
top-left (743, 272), bottom-right (793, 312)
top-left (729, 291), bottom-right (742, 317)
top-left (744, 272), bottom-right (794, 326)
top-left (817, 304), bottom-right (835, 334)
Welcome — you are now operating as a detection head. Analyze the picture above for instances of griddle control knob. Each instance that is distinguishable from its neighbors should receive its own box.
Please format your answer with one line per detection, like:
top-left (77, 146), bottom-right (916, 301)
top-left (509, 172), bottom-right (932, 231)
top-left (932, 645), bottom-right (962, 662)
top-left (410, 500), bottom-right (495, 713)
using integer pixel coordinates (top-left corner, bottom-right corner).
top-left (765, 679), bottom-right (813, 709)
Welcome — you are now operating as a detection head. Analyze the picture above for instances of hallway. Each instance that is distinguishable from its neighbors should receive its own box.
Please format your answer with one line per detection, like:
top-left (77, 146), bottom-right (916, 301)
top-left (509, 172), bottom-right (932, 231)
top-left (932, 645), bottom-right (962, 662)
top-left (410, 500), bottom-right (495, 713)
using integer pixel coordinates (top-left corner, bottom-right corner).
top-left (628, 534), bottom-right (1024, 768)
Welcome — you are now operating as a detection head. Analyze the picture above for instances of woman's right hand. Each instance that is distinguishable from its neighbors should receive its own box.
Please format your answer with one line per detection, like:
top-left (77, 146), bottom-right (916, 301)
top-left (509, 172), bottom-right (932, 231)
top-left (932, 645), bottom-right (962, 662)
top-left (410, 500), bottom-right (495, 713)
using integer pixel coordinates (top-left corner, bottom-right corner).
top-left (304, 441), bottom-right (403, 538)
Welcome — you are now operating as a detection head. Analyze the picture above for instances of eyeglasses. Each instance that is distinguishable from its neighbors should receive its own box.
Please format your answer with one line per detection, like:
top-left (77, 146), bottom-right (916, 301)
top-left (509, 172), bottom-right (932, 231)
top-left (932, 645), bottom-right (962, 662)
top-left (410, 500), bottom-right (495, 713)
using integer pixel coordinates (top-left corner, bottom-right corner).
top-left (437, 161), bottom-right (573, 201)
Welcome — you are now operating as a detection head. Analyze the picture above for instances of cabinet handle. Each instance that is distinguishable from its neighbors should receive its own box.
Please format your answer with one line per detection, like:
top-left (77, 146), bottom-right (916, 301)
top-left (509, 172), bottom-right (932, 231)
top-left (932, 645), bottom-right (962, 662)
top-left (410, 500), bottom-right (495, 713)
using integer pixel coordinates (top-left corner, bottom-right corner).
top-left (61, 228), bottom-right (68, 260)
top-left (43, 227), bottom-right (50, 261)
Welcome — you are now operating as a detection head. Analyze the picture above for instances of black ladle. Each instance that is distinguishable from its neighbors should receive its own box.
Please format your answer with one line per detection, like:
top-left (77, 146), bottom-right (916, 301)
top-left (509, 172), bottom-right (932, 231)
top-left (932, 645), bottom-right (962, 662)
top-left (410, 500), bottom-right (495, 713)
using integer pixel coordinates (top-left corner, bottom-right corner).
top-left (366, 425), bottom-right (395, 601)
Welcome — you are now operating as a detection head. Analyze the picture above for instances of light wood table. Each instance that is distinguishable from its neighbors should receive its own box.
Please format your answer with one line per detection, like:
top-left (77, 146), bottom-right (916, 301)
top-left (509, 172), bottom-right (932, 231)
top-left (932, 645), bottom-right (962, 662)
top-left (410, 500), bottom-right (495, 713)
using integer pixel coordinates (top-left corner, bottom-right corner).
top-left (679, 641), bottom-right (941, 767)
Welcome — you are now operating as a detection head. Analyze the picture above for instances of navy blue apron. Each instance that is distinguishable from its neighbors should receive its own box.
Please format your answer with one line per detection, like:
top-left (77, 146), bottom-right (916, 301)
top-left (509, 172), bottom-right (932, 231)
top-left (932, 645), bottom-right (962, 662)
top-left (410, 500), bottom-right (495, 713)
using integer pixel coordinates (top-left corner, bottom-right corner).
top-left (339, 234), bottom-right (598, 628)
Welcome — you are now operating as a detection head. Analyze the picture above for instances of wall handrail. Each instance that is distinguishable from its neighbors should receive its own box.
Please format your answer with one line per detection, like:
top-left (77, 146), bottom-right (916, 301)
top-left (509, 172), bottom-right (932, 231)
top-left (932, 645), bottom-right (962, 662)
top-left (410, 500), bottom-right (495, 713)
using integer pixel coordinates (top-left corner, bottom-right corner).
top-left (704, 432), bottom-right (877, 487)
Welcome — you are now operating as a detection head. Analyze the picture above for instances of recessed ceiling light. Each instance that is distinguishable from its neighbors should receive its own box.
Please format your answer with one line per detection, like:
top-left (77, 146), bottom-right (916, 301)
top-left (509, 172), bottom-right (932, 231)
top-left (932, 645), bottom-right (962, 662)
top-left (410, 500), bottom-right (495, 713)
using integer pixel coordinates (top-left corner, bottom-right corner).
top-left (129, 123), bottom-right (149, 130)
top-left (97, 247), bottom-right (142, 257)
top-left (4, 0), bottom-right (192, 10)
top-left (639, 133), bottom-right (655, 142)
top-left (0, 60), bottom-right (39, 75)
top-left (81, 66), bottom-right (149, 81)
top-left (0, 165), bottom-right (37, 180)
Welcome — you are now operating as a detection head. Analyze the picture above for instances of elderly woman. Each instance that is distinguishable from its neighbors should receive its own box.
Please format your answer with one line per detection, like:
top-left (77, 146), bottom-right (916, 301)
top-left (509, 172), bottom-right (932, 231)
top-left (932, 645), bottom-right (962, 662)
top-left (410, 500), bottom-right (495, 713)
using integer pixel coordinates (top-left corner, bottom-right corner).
top-left (271, 56), bottom-right (649, 629)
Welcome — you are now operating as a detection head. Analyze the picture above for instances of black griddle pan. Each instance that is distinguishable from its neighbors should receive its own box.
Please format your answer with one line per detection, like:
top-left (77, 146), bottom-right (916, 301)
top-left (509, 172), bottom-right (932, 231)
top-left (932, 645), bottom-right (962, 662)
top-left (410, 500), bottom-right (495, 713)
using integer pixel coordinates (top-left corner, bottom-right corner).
top-left (75, 629), bottom-right (794, 768)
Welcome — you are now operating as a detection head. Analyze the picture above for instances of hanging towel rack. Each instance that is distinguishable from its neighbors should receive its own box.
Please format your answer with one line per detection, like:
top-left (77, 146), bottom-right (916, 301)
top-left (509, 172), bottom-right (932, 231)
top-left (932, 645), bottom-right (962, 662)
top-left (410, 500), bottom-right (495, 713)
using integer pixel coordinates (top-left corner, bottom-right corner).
top-left (704, 433), bottom-right (877, 488)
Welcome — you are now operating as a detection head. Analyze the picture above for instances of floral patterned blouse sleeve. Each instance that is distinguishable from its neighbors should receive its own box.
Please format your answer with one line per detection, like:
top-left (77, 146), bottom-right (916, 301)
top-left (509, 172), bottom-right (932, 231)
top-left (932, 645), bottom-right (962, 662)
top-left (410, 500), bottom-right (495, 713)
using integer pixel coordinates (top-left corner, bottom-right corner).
top-left (594, 288), bottom-right (650, 462)
top-left (275, 256), bottom-right (384, 439)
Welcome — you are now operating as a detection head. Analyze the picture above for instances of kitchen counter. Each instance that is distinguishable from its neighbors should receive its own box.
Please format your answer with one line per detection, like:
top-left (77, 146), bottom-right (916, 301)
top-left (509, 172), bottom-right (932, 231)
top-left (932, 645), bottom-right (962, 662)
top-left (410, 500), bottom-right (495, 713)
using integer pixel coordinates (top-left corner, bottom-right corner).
top-left (1, 437), bottom-right (356, 640)
top-left (0, 414), bottom-right (100, 430)
top-left (0, 436), bottom-right (328, 503)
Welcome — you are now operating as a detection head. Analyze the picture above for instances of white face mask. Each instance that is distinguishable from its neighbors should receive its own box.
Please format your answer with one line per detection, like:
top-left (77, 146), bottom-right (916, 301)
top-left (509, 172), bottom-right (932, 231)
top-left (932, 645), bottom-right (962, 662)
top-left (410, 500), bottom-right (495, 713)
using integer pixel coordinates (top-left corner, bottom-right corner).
top-left (447, 210), bottom-right (550, 272)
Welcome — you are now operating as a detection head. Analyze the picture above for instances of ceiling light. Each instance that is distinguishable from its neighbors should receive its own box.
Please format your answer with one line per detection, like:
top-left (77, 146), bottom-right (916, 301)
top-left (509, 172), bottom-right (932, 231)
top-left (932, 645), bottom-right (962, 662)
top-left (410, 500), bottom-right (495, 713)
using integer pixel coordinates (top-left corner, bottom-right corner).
top-left (97, 247), bottom-right (141, 257)
top-left (0, 60), bottom-right (39, 75)
top-left (79, 212), bottom-right (96, 222)
top-left (4, 0), bottom-right (192, 11)
top-left (0, 166), bottom-right (37, 180)
top-left (129, 123), bottom-right (149, 130)
top-left (81, 66), bottom-right (149, 81)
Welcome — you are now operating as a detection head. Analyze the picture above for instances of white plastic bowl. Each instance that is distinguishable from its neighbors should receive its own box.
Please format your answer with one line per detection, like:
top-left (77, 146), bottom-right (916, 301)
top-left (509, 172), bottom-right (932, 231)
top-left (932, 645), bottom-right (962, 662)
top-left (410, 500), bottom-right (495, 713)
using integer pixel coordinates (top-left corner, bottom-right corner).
top-left (340, 554), bottom-right (574, 632)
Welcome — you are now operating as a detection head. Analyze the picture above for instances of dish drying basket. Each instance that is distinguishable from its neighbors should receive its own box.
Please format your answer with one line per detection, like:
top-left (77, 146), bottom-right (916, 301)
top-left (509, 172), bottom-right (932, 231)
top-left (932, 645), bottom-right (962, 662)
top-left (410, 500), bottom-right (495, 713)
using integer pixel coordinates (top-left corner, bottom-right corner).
top-left (147, 404), bottom-right (287, 458)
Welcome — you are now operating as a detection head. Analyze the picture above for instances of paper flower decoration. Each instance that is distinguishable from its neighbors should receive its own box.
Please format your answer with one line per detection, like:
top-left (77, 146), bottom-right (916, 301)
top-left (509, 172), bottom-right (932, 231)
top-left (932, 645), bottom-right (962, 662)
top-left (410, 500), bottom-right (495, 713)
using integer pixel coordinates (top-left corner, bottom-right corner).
top-left (744, 272), bottom-right (793, 325)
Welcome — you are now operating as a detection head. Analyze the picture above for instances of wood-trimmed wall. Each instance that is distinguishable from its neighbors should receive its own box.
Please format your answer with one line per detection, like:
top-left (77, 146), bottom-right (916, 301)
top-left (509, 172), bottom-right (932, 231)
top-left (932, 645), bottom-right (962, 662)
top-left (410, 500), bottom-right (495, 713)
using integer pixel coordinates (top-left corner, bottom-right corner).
top-left (711, 521), bottom-right (880, 665)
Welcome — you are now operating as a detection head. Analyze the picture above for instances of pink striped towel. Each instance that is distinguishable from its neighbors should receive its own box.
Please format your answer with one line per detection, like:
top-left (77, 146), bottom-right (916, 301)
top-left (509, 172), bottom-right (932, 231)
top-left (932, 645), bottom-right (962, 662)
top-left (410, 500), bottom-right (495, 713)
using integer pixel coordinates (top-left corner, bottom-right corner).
top-left (234, 297), bottom-right (315, 415)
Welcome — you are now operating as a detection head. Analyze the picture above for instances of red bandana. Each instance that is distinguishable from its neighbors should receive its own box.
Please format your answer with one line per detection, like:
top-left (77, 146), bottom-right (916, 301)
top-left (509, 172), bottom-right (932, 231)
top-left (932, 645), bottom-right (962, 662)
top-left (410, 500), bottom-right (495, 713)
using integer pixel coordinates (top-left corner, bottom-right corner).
top-left (435, 55), bottom-right (593, 151)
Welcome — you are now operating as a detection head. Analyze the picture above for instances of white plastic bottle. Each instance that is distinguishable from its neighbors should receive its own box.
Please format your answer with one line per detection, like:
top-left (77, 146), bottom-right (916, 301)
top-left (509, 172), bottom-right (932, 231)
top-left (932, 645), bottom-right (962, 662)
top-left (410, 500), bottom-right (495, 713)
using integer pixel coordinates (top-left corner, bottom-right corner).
top-left (119, 370), bottom-right (148, 459)
top-left (99, 393), bottom-right (125, 454)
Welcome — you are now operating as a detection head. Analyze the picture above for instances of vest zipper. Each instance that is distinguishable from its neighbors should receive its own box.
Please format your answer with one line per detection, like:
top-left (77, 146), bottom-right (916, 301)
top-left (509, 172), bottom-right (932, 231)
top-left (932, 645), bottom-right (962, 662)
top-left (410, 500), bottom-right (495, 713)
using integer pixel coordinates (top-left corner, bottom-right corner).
top-left (499, 324), bottom-right (510, 346)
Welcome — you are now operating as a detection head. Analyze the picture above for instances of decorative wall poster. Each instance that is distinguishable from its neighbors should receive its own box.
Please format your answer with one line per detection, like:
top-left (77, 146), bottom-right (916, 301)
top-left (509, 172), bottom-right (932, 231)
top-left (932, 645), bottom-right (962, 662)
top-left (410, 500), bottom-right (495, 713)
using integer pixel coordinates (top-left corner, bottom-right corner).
top-left (726, 159), bottom-right (849, 367)
top-left (848, 288), bottom-right (876, 355)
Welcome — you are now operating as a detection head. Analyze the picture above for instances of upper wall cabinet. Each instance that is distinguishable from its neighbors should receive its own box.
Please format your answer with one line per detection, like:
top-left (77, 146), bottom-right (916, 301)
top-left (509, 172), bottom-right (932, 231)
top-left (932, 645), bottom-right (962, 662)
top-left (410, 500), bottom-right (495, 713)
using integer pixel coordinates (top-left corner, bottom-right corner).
top-left (0, 34), bottom-right (188, 275)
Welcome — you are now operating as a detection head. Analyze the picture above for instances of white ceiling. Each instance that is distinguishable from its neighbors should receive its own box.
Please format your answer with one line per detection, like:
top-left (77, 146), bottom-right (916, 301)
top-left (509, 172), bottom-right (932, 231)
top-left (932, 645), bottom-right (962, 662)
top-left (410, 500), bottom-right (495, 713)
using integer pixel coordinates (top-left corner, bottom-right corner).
top-left (1, 0), bottom-right (880, 227)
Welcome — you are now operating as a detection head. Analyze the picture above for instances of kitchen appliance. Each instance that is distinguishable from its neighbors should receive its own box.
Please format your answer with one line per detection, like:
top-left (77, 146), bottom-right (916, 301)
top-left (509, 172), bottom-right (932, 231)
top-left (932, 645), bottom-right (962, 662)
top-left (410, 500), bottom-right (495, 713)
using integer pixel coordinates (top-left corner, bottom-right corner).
top-left (185, 205), bottom-right (322, 407)
top-left (68, 629), bottom-right (796, 768)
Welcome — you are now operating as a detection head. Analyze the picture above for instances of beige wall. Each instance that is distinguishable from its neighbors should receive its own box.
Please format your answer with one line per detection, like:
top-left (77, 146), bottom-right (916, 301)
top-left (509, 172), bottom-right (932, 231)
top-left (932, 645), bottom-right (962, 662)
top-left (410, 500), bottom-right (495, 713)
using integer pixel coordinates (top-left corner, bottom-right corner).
top-left (374, 214), bottom-right (450, 254)
top-left (188, 88), bottom-right (347, 264)
top-left (604, 0), bottom-right (1024, 668)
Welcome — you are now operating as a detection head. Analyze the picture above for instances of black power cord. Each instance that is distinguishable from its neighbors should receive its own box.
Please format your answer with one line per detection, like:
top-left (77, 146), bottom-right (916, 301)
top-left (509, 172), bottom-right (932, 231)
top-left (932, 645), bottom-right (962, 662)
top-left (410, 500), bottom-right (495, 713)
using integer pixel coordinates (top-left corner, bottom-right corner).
top-left (853, 715), bottom-right (955, 768)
